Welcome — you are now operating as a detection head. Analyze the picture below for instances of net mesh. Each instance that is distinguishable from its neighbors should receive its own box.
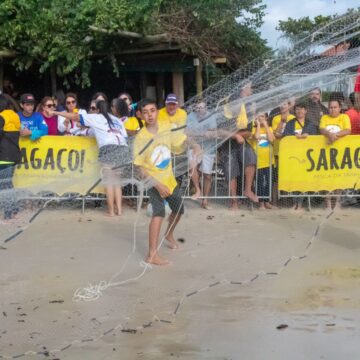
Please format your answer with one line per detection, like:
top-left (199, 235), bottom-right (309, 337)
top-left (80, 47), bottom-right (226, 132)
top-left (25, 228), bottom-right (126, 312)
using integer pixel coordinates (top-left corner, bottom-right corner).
top-left (0, 9), bottom-right (360, 358)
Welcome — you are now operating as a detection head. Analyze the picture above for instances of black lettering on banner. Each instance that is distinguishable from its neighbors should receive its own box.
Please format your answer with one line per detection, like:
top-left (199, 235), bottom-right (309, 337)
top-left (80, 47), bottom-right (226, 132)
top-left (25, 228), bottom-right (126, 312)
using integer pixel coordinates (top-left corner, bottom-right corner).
top-left (30, 148), bottom-right (41, 169)
top-left (354, 148), bottom-right (360, 169)
top-left (43, 148), bottom-right (55, 170)
top-left (306, 149), bottom-right (315, 171)
top-left (80, 150), bottom-right (85, 173)
top-left (56, 149), bottom-right (67, 173)
top-left (329, 148), bottom-right (339, 170)
top-left (68, 150), bottom-right (80, 171)
top-left (316, 149), bottom-right (328, 171)
top-left (341, 147), bottom-right (352, 169)
top-left (18, 148), bottom-right (29, 169)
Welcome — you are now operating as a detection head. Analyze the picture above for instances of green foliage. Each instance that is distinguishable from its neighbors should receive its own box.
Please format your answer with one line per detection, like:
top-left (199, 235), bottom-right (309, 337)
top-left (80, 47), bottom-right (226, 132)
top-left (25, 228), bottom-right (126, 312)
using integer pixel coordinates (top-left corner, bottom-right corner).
top-left (0, 0), bottom-right (269, 87)
top-left (276, 8), bottom-right (360, 45)
top-left (277, 15), bottom-right (333, 44)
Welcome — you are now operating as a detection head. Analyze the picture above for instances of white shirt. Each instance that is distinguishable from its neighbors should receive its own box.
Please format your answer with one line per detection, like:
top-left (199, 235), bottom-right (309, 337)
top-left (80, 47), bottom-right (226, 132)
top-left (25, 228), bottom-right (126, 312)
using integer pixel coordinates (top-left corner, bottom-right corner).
top-left (58, 109), bottom-right (88, 134)
top-left (80, 113), bottom-right (128, 148)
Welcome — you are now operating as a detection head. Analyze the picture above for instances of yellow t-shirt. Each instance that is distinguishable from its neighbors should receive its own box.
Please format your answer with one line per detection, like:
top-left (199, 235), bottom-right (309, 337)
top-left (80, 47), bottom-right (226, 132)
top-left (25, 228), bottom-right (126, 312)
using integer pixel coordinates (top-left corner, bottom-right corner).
top-left (249, 127), bottom-right (275, 169)
top-left (157, 107), bottom-right (187, 127)
top-left (319, 113), bottom-right (351, 133)
top-left (133, 122), bottom-right (186, 194)
top-left (224, 103), bottom-right (250, 129)
top-left (271, 114), bottom-right (296, 156)
top-left (124, 116), bottom-right (144, 132)
top-left (0, 110), bottom-right (21, 132)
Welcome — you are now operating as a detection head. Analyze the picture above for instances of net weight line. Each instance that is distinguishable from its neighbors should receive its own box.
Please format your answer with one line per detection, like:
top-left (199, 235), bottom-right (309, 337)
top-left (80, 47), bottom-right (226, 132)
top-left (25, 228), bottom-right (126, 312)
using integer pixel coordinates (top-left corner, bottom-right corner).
top-left (0, 209), bottom-right (335, 359)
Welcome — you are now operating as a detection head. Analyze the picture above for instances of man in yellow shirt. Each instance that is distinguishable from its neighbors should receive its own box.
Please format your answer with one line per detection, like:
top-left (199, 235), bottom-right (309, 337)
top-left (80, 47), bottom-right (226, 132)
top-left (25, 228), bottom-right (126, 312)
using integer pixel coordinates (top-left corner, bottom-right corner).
top-left (157, 93), bottom-right (187, 128)
top-left (319, 99), bottom-right (351, 210)
top-left (134, 99), bottom-right (201, 266)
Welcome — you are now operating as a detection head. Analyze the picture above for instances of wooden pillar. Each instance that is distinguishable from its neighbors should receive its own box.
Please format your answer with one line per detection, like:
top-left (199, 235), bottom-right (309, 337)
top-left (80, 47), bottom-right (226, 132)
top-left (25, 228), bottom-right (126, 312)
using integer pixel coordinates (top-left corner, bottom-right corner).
top-left (156, 73), bottom-right (165, 108)
top-left (140, 71), bottom-right (147, 99)
top-left (195, 61), bottom-right (203, 96)
top-left (172, 71), bottom-right (184, 106)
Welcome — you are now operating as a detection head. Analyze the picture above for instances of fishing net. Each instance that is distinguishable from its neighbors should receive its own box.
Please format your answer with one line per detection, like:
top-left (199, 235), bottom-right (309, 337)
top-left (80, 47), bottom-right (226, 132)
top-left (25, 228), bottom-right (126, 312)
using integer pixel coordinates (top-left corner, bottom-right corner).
top-left (0, 9), bottom-right (359, 358)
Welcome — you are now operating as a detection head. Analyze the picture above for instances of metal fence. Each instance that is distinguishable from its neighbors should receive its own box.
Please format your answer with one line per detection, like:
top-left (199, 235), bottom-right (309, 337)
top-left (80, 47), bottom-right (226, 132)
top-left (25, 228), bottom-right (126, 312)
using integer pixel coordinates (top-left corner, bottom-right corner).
top-left (16, 136), bottom-right (360, 213)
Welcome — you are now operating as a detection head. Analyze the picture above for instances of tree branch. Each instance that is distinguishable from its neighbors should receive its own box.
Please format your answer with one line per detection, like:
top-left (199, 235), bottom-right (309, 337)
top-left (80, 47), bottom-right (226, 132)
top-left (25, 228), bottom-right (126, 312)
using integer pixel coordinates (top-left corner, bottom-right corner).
top-left (89, 25), bottom-right (169, 43)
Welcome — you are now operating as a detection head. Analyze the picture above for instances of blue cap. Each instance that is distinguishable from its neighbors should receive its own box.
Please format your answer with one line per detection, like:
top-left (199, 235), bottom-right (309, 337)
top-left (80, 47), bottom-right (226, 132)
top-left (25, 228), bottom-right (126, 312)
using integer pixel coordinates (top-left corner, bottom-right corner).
top-left (165, 93), bottom-right (178, 104)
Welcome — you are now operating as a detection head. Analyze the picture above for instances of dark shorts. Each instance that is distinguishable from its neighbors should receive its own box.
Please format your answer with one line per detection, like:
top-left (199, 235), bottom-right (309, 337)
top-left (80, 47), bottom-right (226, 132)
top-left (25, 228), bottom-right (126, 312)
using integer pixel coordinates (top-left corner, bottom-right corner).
top-left (148, 186), bottom-right (185, 218)
top-left (221, 142), bottom-right (256, 181)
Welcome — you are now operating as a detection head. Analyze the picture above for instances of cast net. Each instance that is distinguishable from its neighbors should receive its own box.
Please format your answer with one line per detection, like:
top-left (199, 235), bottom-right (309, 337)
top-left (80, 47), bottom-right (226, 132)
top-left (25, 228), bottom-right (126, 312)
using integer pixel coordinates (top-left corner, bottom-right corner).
top-left (0, 9), bottom-right (359, 359)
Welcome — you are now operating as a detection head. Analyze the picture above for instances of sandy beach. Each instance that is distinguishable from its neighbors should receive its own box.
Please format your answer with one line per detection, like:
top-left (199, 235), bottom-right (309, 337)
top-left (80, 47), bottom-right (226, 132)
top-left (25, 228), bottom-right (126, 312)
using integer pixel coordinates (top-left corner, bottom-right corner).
top-left (1, 202), bottom-right (360, 359)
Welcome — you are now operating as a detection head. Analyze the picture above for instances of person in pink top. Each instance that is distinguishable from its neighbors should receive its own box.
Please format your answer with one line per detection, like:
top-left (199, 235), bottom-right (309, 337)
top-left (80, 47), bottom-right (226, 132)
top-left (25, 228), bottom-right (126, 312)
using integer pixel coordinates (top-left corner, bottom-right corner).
top-left (346, 92), bottom-right (360, 135)
top-left (38, 97), bottom-right (59, 135)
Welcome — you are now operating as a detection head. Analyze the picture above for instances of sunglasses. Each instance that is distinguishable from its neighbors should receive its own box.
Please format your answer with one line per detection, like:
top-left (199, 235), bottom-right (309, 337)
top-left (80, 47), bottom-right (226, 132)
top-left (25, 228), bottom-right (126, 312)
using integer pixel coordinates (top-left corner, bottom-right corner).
top-left (66, 100), bottom-right (76, 105)
top-left (45, 104), bottom-right (55, 108)
top-left (90, 106), bottom-right (97, 111)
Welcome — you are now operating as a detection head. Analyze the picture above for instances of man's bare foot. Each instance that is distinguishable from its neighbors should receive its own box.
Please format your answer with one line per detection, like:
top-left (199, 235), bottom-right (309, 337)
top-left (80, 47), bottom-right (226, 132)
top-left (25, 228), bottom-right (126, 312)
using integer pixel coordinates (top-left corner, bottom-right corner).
top-left (264, 202), bottom-right (273, 209)
top-left (165, 234), bottom-right (179, 250)
top-left (229, 200), bottom-right (238, 211)
top-left (244, 190), bottom-right (259, 203)
top-left (191, 189), bottom-right (201, 200)
top-left (259, 202), bottom-right (265, 210)
top-left (325, 199), bottom-right (332, 210)
top-left (201, 201), bottom-right (212, 210)
top-left (115, 208), bottom-right (122, 216)
top-left (146, 254), bottom-right (171, 266)
top-left (332, 201), bottom-right (340, 211)
top-left (0, 219), bottom-right (13, 225)
top-left (105, 212), bottom-right (115, 217)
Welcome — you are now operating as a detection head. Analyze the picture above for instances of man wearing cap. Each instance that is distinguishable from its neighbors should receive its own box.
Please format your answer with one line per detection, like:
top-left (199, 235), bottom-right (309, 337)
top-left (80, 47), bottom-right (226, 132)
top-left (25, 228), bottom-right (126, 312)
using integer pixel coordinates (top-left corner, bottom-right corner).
top-left (306, 87), bottom-right (328, 127)
top-left (158, 93), bottom-right (187, 128)
top-left (18, 93), bottom-right (48, 141)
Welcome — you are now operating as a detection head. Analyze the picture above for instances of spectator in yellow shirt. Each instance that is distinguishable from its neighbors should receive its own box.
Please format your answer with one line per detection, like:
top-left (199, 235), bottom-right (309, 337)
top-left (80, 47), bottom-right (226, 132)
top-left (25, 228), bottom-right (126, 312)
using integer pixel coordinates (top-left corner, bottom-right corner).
top-left (124, 105), bottom-right (144, 137)
top-left (319, 99), bottom-right (351, 145)
top-left (319, 99), bottom-right (351, 210)
top-left (158, 93), bottom-right (187, 128)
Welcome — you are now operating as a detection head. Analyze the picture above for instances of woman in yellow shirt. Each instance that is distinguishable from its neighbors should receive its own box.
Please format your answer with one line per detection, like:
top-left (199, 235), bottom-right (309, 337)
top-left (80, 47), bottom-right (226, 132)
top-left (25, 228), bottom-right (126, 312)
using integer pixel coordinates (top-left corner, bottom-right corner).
top-left (319, 99), bottom-right (351, 144)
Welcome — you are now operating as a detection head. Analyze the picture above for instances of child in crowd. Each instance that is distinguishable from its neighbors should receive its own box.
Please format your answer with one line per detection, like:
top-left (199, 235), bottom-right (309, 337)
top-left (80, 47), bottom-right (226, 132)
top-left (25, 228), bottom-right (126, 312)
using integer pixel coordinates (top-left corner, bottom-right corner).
top-left (250, 112), bottom-right (275, 209)
top-left (18, 93), bottom-right (48, 141)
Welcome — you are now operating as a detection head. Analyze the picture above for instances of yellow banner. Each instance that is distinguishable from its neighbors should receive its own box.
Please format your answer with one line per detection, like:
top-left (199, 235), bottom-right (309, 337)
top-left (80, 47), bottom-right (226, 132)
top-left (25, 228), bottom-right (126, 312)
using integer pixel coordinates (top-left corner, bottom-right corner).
top-left (279, 135), bottom-right (360, 192)
top-left (14, 136), bottom-right (104, 195)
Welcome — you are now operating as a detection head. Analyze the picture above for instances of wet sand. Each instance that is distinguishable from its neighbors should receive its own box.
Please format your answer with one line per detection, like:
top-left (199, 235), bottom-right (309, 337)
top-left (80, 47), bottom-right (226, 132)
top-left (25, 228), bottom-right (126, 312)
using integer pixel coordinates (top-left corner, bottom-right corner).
top-left (1, 203), bottom-right (360, 359)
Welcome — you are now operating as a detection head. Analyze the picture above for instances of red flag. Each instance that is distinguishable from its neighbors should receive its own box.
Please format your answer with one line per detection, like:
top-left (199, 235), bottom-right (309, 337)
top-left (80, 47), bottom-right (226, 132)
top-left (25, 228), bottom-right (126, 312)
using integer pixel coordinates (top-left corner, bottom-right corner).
top-left (355, 65), bottom-right (360, 93)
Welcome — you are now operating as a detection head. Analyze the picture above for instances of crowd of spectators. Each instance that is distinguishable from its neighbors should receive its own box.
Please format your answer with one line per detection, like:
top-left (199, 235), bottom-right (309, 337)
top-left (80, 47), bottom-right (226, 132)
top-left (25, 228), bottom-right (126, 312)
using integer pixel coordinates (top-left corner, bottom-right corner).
top-left (1, 84), bottom-right (360, 221)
